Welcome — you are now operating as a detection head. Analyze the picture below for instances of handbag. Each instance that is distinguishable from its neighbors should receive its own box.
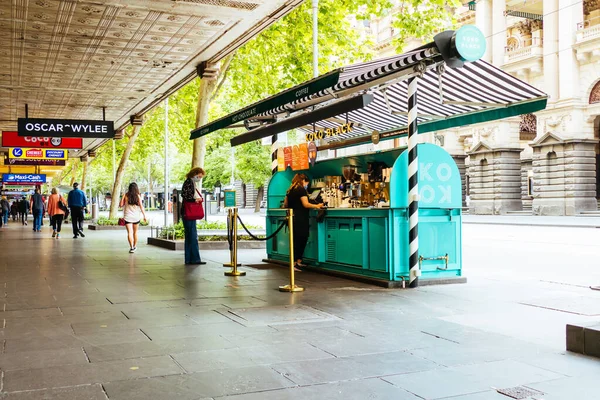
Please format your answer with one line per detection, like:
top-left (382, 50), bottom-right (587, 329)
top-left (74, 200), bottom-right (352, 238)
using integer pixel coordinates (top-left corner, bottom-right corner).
top-left (118, 218), bottom-right (126, 226)
top-left (183, 189), bottom-right (204, 221)
top-left (58, 197), bottom-right (70, 219)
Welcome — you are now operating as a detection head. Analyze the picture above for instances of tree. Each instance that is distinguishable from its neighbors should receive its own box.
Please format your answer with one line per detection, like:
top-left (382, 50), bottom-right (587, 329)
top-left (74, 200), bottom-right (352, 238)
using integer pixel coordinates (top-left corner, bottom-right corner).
top-left (235, 141), bottom-right (271, 212)
top-left (109, 125), bottom-right (141, 219)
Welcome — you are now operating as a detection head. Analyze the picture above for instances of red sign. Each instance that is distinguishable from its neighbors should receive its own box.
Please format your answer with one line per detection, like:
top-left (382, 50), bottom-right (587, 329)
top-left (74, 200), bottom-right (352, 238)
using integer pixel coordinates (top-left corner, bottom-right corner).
top-left (1, 131), bottom-right (83, 149)
top-left (25, 149), bottom-right (43, 158)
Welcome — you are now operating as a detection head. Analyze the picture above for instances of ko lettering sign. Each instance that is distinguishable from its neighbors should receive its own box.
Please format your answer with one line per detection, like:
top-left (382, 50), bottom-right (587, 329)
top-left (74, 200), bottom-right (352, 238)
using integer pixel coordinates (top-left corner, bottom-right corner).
top-left (9, 148), bottom-right (68, 160)
top-left (419, 162), bottom-right (453, 205)
top-left (2, 174), bottom-right (46, 184)
top-left (18, 118), bottom-right (114, 139)
top-left (2, 131), bottom-right (83, 149)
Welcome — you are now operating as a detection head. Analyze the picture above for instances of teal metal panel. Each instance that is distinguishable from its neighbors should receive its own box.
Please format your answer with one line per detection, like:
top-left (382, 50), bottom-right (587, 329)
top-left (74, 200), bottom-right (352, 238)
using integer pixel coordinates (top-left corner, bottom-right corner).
top-left (390, 143), bottom-right (462, 209)
top-left (266, 169), bottom-right (297, 209)
top-left (368, 218), bottom-right (388, 272)
top-left (362, 217), bottom-right (370, 270)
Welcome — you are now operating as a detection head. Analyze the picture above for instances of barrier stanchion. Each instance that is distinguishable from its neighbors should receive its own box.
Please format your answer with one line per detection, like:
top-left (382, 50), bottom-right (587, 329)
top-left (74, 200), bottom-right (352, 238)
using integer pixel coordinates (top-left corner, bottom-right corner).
top-left (279, 209), bottom-right (304, 292)
top-left (223, 207), bottom-right (241, 268)
top-left (225, 207), bottom-right (245, 277)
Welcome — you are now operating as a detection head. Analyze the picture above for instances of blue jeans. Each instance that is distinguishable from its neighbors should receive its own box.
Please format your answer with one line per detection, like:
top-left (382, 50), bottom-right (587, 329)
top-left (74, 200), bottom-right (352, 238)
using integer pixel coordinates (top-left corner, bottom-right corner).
top-left (2, 210), bottom-right (7, 225)
top-left (33, 209), bottom-right (43, 231)
top-left (183, 218), bottom-right (201, 264)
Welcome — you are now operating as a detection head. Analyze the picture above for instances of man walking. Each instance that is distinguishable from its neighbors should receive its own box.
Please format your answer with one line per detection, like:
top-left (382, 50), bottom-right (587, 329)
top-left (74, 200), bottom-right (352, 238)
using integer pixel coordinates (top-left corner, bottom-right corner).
top-left (30, 189), bottom-right (44, 232)
top-left (18, 197), bottom-right (30, 225)
top-left (67, 182), bottom-right (87, 239)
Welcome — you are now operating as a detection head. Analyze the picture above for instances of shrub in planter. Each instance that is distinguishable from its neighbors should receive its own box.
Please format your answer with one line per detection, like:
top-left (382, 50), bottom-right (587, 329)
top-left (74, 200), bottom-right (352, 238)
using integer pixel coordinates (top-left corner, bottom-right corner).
top-left (96, 217), bottom-right (149, 226)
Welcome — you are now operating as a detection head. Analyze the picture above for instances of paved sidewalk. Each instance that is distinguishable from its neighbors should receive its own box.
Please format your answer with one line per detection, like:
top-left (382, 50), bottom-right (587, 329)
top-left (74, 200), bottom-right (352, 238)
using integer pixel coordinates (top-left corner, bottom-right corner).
top-left (0, 222), bottom-right (599, 399)
top-left (463, 214), bottom-right (600, 228)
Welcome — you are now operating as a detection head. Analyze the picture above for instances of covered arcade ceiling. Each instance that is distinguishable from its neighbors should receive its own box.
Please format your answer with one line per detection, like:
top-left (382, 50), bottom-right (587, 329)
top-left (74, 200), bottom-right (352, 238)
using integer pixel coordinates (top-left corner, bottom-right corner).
top-left (0, 0), bottom-right (303, 168)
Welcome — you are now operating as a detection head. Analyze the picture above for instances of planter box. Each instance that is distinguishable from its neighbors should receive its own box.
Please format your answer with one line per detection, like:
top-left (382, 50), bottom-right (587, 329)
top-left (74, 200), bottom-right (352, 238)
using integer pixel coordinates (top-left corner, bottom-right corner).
top-left (88, 224), bottom-right (150, 231)
top-left (148, 237), bottom-right (265, 251)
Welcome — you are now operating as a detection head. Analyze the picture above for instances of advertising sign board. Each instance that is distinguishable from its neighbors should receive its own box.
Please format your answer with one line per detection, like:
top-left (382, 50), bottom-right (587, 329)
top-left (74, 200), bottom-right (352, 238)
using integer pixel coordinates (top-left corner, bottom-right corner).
top-left (9, 148), bottom-right (68, 160)
top-left (2, 131), bottom-right (83, 149)
top-left (18, 118), bottom-right (114, 139)
top-left (2, 174), bottom-right (46, 184)
top-left (3, 157), bottom-right (66, 166)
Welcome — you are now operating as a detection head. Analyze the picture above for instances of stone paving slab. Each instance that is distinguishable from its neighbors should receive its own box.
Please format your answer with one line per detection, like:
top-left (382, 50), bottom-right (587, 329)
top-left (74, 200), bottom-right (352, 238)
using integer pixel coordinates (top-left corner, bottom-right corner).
top-left (0, 225), bottom-right (599, 399)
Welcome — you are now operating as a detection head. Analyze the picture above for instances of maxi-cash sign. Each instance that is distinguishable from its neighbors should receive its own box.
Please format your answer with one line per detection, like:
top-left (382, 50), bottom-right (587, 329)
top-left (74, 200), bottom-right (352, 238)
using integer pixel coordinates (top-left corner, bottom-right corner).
top-left (18, 118), bottom-right (114, 139)
top-left (9, 148), bottom-right (68, 160)
top-left (2, 174), bottom-right (46, 184)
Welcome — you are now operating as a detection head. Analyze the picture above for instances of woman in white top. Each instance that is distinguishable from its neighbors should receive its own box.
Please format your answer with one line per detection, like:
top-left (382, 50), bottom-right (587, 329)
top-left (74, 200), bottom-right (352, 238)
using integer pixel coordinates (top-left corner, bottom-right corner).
top-left (119, 182), bottom-right (147, 253)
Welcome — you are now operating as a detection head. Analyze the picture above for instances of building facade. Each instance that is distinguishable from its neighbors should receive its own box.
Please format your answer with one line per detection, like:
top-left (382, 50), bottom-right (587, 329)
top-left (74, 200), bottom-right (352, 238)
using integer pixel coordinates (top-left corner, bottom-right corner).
top-left (344, 0), bottom-right (600, 215)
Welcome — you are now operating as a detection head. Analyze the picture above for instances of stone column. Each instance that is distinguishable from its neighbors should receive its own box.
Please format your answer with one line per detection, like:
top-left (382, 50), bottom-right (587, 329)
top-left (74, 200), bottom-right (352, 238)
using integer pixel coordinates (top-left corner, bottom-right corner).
top-left (475, 0), bottom-right (493, 63)
top-left (531, 133), bottom-right (598, 215)
top-left (543, 0), bottom-right (559, 102)
top-left (452, 155), bottom-right (468, 207)
top-left (492, 0), bottom-right (506, 67)
top-left (468, 142), bottom-right (523, 214)
top-left (558, 0), bottom-right (582, 101)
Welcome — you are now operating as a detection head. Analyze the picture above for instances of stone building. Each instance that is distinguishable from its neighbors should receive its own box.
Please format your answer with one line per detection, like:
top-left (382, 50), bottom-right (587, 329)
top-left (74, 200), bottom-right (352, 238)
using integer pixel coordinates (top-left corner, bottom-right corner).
top-left (342, 0), bottom-right (600, 215)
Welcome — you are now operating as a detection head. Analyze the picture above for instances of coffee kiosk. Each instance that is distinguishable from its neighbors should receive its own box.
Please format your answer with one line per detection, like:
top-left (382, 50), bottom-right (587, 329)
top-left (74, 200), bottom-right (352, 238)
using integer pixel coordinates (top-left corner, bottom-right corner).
top-left (190, 26), bottom-right (548, 287)
top-left (265, 143), bottom-right (462, 285)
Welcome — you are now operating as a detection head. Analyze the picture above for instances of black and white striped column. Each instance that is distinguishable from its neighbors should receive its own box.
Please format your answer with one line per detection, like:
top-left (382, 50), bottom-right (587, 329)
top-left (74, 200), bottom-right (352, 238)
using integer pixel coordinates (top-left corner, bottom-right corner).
top-left (271, 134), bottom-right (278, 175)
top-left (407, 77), bottom-right (420, 288)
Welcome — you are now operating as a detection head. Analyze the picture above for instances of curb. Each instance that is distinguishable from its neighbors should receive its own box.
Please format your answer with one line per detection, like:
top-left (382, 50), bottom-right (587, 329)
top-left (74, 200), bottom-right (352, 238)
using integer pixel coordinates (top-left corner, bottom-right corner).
top-left (463, 221), bottom-right (600, 229)
top-left (148, 237), bottom-right (265, 251)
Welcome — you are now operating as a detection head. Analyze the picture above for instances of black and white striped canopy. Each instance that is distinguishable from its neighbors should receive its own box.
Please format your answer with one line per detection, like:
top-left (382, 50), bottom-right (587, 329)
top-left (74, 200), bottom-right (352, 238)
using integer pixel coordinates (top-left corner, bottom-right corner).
top-left (191, 37), bottom-right (547, 146)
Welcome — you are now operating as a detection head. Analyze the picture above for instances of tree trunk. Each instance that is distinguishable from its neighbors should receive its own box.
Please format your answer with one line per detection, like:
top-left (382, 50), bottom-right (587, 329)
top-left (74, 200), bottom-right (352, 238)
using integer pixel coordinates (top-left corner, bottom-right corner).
top-left (80, 159), bottom-right (88, 190)
top-left (109, 125), bottom-right (142, 219)
top-left (70, 160), bottom-right (80, 186)
top-left (191, 77), bottom-right (218, 169)
top-left (254, 185), bottom-right (264, 213)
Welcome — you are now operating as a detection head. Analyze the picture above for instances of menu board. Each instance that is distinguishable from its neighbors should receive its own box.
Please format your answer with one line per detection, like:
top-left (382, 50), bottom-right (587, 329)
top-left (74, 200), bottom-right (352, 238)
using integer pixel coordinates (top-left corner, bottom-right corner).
top-left (277, 148), bottom-right (285, 172)
top-left (283, 146), bottom-right (292, 169)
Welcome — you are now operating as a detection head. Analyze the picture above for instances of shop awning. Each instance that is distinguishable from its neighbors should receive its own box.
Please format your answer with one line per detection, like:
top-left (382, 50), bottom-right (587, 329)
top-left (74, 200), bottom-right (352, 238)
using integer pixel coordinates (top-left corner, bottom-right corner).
top-left (190, 31), bottom-right (547, 146)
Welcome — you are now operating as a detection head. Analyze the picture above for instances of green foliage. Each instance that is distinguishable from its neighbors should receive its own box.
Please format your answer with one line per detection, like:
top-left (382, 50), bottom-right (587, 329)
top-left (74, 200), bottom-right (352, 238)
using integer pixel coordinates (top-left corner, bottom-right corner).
top-left (158, 220), bottom-right (262, 239)
top-left (391, 0), bottom-right (461, 50)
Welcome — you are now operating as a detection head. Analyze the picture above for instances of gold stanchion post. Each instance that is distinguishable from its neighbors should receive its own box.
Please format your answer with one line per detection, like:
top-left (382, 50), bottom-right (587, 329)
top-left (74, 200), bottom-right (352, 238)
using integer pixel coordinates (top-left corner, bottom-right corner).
top-left (225, 207), bottom-right (245, 277)
top-left (223, 208), bottom-right (240, 268)
top-left (279, 209), bottom-right (304, 292)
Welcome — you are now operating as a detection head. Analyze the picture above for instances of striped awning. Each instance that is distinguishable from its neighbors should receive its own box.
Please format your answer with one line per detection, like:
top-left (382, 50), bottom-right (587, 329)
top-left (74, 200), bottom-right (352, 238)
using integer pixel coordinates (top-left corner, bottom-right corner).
top-left (191, 32), bottom-right (547, 146)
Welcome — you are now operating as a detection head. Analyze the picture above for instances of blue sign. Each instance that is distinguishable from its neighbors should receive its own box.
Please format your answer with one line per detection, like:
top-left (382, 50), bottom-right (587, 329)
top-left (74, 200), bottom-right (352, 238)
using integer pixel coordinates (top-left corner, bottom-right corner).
top-left (12, 148), bottom-right (23, 157)
top-left (454, 25), bottom-right (486, 62)
top-left (2, 174), bottom-right (46, 184)
top-left (46, 150), bottom-right (65, 159)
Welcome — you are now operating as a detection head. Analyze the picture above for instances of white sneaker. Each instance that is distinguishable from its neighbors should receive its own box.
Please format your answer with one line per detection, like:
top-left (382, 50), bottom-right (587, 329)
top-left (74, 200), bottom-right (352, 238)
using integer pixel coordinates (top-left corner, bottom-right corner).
top-left (129, 248), bottom-right (135, 253)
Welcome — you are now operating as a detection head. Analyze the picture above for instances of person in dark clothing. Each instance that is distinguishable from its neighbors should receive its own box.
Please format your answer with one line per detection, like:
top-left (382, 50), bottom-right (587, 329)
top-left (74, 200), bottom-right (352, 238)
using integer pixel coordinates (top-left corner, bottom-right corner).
top-left (0, 197), bottom-right (9, 226)
top-left (10, 202), bottom-right (18, 221)
top-left (18, 198), bottom-right (30, 225)
top-left (67, 182), bottom-right (87, 239)
top-left (181, 167), bottom-right (206, 265)
top-left (30, 189), bottom-right (44, 232)
top-left (283, 173), bottom-right (323, 271)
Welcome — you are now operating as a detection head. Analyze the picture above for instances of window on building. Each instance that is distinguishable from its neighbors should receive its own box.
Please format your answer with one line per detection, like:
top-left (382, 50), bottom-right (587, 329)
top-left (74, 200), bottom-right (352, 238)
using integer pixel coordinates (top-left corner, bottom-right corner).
top-left (527, 170), bottom-right (534, 197)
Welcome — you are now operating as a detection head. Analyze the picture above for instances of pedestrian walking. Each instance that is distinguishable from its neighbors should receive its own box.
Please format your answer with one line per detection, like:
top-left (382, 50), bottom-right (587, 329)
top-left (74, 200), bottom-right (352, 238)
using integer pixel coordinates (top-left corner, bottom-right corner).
top-left (67, 183), bottom-right (87, 239)
top-left (18, 197), bottom-right (30, 225)
top-left (119, 183), bottom-right (147, 253)
top-left (10, 201), bottom-right (18, 221)
top-left (30, 189), bottom-right (44, 232)
top-left (181, 167), bottom-right (206, 265)
top-left (283, 173), bottom-right (323, 271)
top-left (0, 196), bottom-right (9, 226)
top-left (47, 188), bottom-right (67, 239)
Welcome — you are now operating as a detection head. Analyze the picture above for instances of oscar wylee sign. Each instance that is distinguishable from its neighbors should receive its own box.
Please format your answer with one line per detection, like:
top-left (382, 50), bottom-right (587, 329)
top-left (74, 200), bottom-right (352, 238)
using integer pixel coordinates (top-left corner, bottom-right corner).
top-left (18, 118), bottom-right (114, 139)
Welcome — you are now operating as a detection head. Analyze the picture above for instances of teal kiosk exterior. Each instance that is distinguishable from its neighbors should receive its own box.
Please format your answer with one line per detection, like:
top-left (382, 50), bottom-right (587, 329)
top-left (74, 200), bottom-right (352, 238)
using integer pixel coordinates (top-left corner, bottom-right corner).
top-left (265, 143), bottom-right (463, 286)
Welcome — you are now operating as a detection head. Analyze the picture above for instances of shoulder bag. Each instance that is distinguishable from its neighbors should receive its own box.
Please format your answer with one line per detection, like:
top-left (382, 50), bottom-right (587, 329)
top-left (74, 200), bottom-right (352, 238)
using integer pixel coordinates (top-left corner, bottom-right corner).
top-left (183, 189), bottom-right (204, 221)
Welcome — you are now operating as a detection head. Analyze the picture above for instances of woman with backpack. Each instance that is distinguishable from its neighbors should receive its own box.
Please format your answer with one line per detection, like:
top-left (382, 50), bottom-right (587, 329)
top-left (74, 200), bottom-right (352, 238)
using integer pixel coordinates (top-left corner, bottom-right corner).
top-left (119, 183), bottom-right (147, 253)
top-left (47, 188), bottom-right (67, 238)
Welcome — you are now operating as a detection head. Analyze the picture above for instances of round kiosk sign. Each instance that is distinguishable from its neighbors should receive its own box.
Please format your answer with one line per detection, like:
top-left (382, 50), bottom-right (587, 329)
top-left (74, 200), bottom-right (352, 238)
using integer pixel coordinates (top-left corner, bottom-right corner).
top-left (454, 25), bottom-right (486, 62)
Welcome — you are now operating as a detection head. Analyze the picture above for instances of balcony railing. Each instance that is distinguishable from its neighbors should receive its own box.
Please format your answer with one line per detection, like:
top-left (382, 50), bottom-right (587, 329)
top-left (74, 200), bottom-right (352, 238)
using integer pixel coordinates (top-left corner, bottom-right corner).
top-left (577, 21), bottom-right (600, 43)
top-left (505, 43), bottom-right (543, 64)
